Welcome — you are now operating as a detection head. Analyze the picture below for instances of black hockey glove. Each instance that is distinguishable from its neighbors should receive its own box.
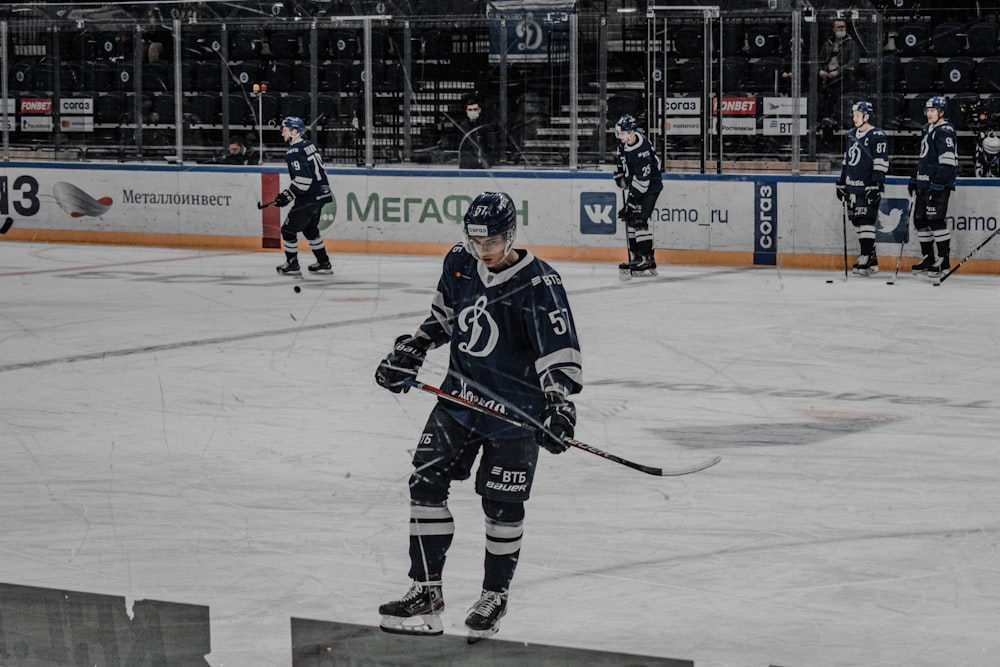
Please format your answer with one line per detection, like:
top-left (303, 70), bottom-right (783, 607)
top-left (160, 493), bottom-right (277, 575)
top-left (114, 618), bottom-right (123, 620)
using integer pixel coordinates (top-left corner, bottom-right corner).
top-left (536, 392), bottom-right (576, 455)
top-left (864, 184), bottom-right (882, 206)
top-left (273, 189), bottom-right (294, 208)
top-left (618, 200), bottom-right (642, 222)
top-left (613, 168), bottom-right (627, 190)
top-left (375, 335), bottom-right (431, 394)
top-left (835, 178), bottom-right (847, 202)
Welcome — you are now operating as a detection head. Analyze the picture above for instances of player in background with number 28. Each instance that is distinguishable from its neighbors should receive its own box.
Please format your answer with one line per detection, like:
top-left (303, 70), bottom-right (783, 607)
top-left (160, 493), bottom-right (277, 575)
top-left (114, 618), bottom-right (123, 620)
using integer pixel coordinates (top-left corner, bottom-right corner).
top-left (374, 191), bottom-right (583, 643)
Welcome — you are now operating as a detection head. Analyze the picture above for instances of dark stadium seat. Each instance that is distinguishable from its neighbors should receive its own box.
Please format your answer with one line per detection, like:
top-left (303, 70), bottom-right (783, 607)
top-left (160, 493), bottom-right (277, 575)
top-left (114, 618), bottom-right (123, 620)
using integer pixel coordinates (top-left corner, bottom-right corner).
top-left (940, 57), bottom-right (976, 93)
top-left (748, 56), bottom-right (784, 94)
top-left (677, 59), bottom-right (704, 93)
top-left (151, 93), bottom-right (176, 124)
top-left (187, 93), bottom-right (219, 125)
top-left (875, 54), bottom-right (900, 93)
top-left (966, 21), bottom-right (999, 58)
top-left (95, 92), bottom-right (125, 124)
top-left (745, 25), bottom-right (780, 58)
top-left (321, 61), bottom-right (351, 93)
top-left (230, 30), bottom-right (263, 60)
top-left (876, 92), bottom-right (905, 130)
top-left (673, 26), bottom-right (705, 58)
top-left (721, 22), bottom-right (745, 56)
top-left (902, 56), bottom-right (938, 93)
top-left (947, 92), bottom-right (979, 131)
top-left (266, 60), bottom-right (296, 93)
top-left (608, 92), bottom-right (641, 121)
top-left (722, 57), bottom-right (748, 91)
top-left (279, 92), bottom-right (309, 124)
top-left (8, 61), bottom-right (35, 91)
top-left (96, 31), bottom-right (131, 59)
top-left (142, 61), bottom-right (171, 93)
top-left (231, 60), bottom-right (263, 92)
top-left (895, 21), bottom-right (931, 57)
top-left (225, 93), bottom-right (250, 125)
top-left (976, 56), bottom-right (1000, 94)
top-left (269, 31), bottom-right (300, 60)
top-left (932, 22), bottom-right (965, 57)
top-left (906, 92), bottom-right (935, 129)
top-left (329, 30), bottom-right (358, 61)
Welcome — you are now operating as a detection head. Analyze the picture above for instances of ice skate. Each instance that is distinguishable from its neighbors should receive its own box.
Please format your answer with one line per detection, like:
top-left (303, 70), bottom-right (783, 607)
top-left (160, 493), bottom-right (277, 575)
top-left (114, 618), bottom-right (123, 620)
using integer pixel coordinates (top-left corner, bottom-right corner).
top-left (276, 259), bottom-right (301, 276)
top-left (465, 589), bottom-right (507, 644)
top-left (379, 580), bottom-right (444, 636)
top-left (852, 253), bottom-right (879, 277)
top-left (618, 254), bottom-right (639, 282)
top-left (629, 256), bottom-right (658, 278)
top-left (307, 260), bottom-right (333, 275)
top-left (927, 257), bottom-right (950, 280)
top-left (911, 254), bottom-right (934, 275)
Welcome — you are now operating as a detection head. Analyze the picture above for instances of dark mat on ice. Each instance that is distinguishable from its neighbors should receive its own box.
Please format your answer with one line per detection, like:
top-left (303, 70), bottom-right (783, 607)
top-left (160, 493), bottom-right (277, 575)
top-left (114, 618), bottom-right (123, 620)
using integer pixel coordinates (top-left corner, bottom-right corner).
top-left (291, 617), bottom-right (691, 666)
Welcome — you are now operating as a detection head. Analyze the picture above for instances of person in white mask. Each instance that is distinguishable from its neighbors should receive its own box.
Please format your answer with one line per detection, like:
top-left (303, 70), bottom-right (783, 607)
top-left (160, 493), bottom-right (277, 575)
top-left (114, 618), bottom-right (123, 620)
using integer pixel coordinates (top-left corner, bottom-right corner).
top-left (818, 18), bottom-right (858, 126)
top-left (455, 95), bottom-right (498, 169)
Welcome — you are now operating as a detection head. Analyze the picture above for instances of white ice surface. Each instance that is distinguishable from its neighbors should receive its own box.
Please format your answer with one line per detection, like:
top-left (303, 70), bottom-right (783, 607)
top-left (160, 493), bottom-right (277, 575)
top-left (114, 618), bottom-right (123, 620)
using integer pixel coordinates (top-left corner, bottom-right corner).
top-left (1, 242), bottom-right (998, 667)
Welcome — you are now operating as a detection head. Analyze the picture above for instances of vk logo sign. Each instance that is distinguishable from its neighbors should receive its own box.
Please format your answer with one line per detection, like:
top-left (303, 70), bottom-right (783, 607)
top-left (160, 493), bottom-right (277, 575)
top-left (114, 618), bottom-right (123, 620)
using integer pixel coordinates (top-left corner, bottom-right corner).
top-left (580, 192), bottom-right (617, 235)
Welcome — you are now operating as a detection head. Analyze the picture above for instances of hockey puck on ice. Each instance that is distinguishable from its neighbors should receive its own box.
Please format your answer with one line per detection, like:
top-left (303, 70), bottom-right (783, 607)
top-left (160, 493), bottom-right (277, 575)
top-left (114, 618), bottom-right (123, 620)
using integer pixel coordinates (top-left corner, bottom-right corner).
top-left (293, 285), bottom-right (301, 293)
top-left (825, 280), bottom-right (834, 283)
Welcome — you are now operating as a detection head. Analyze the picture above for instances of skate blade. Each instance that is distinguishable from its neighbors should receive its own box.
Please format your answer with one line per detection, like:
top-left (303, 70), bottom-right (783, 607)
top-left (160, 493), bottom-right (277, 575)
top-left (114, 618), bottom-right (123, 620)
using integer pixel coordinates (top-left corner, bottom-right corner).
top-left (618, 267), bottom-right (633, 282)
top-left (631, 268), bottom-right (657, 278)
top-left (466, 624), bottom-right (500, 644)
top-left (379, 613), bottom-right (443, 636)
top-left (308, 268), bottom-right (334, 275)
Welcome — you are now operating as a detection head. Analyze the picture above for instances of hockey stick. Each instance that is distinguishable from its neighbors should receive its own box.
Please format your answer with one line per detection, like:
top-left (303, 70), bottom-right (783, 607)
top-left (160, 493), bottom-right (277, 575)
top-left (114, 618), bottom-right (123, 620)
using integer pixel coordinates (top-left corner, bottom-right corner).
top-left (404, 379), bottom-right (721, 477)
top-left (934, 226), bottom-right (1000, 285)
top-left (886, 194), bottom-right (915, 286)
top-left (841, 199), bottom-right (850, 280)
top-left (256, 199), bottom-right (278, 210)
top-left (0, 217), bottom-right (12, 234)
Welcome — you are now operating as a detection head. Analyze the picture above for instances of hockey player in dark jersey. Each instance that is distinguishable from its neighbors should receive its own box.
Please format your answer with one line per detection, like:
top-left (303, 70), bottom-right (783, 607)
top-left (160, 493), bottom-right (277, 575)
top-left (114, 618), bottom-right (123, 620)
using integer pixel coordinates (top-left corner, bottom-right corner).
top-left (273, 116), bottom-right (334, 276)
top-left (374, 191), bottom-right (583, 642)
top-left (908, 96), bottom-right (959, 278)
top-left (836, 100), bottom-right (889, 276)
top-left (613, 114), bottom-right (663, 279)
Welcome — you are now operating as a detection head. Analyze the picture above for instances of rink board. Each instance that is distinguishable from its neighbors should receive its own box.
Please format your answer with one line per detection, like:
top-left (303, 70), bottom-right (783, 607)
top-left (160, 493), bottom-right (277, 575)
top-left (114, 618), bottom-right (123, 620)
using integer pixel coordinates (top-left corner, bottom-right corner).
top-left (2, 161), bottom-right (1000, 272)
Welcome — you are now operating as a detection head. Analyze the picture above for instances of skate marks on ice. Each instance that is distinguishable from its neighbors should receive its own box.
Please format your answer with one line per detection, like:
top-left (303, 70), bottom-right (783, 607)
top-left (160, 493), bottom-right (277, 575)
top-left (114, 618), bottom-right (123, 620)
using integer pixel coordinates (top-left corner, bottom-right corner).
top-left (650, 417), bottom-right (899, 450)
top-left (291, 618), bottom-right (691, 667)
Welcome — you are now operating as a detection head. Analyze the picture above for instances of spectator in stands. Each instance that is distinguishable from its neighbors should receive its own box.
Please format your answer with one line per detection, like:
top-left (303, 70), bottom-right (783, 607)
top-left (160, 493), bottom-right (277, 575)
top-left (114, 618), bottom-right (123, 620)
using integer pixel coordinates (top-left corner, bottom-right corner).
top-left (220, 135), bottom-right (259, 165)
top-left (818, 18), bottom-right (857, 126)
top-left (453, 95), bottom-right (498, 169)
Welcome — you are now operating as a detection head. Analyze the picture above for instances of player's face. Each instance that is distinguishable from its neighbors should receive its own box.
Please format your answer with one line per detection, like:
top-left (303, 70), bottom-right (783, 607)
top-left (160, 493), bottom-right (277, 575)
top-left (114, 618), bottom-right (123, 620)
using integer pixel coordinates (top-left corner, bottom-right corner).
top-left (281, 126), bottom-right (294, 143)
top-left (617, 129), bottom-right (634, 144)
top-left (852, 110), bottom-right (866, 127)
top-left (926, 108), bottom-right (943, 123)
top-left (469, 233), bottom-right (512, 269)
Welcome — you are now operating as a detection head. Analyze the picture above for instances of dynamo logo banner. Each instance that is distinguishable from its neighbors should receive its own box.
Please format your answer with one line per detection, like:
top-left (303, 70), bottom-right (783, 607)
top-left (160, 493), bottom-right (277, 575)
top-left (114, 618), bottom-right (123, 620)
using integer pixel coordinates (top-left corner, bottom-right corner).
top-left (579, 192), bottom-right (617, 235)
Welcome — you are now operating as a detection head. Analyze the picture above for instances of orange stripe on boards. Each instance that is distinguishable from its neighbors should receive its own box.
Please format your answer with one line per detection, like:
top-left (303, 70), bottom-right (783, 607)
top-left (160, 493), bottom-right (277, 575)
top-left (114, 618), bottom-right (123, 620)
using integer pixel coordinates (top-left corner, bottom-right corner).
top-left (5, 230), bottom-right (1000, 275)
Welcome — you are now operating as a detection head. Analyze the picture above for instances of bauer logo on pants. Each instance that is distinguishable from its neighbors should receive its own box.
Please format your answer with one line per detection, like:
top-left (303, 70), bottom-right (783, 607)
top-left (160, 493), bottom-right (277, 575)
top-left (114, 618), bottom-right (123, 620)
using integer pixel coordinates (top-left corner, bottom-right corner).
top-left (579, 192), bottom-right (617, 235)
top-left (876, 197), bottom-right (911, 244)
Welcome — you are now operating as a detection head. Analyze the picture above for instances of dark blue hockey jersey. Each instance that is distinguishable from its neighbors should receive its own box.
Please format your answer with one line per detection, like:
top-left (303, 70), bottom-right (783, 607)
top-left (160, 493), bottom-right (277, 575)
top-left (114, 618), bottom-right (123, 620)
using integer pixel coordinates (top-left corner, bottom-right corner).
top-left (840, 126), bottom-right (889, 192)
top-left (915, 121), bottom-right (958, 191)
top-left (416, 245), bottom-right (583, 439)
top-left (616, 131), bottom-right (663, 202)
top-left (284, 138), bottom-right (332, 204)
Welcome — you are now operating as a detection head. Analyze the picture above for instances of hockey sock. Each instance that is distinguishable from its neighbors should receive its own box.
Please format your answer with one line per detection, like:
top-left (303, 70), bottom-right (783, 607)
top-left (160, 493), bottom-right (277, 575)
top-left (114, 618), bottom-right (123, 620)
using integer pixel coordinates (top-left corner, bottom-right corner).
top-left (483, 517), bottom-right (522, 592)
top-left (407, 504), bottom-right (453, 581)
top-left (307, 236), bottom-right (330, 262)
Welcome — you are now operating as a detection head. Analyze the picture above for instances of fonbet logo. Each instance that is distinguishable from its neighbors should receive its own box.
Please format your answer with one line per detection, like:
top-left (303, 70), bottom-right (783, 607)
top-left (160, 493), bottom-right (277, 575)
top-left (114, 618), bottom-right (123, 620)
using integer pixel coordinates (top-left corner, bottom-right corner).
top-left (579, 192), bottom-right (617, 235)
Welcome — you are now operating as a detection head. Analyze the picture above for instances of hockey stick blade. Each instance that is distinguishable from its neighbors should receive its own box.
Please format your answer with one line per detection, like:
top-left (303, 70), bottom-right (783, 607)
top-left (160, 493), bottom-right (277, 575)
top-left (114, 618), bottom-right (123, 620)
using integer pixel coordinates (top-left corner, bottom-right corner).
top-left (256, 200), bottom-right (276, 210)
top-left (0, 217), bottom-right (12, 234)
top-left (404, 379), bottom-right (721, 477)
top-left (936, 226), bottom-right (1000, 285)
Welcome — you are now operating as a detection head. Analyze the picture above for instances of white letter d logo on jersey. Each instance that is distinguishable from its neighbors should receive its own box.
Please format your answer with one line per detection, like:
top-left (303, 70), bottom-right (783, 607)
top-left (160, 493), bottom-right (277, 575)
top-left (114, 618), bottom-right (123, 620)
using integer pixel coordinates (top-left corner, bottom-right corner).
top-left (457, 296), bottom-right (499, 357)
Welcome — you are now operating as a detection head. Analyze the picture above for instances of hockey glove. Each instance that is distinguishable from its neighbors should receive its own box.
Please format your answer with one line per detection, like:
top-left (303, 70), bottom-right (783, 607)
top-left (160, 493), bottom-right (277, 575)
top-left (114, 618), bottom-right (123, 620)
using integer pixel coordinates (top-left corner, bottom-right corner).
top-left (613, 168), bottom-right (627, 190)
top-left (907, 178), bottom-right (917, 196)
top-left (618, 200), bottom-right (642, 222)
top-left (836, 184), bottom-right (848, 202)
top-left (864, 184), bottom-right (882, 206)
top-left (375, 335), bottom-right (431, 394)
top-left (536, 392), bottom-right (576, 454)
top-left (273, 189), bottom-right (295, 208)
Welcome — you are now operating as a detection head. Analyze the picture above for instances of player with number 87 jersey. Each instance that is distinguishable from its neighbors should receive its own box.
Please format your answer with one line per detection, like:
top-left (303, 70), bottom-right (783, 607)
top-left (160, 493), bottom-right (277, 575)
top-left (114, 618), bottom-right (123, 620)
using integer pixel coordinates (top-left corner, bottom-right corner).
top-left (374, 191), bottom-right (582, 642)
